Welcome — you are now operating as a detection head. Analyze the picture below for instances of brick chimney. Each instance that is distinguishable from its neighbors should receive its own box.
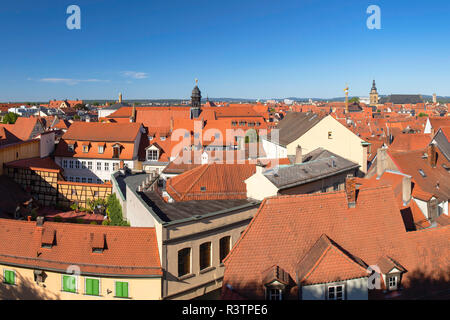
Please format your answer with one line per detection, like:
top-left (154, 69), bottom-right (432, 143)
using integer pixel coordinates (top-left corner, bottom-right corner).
top-left (402, 175), bottom-right (412, 206)
top-left (295, 145), bottom-right (303, 164)
top-left (345, 177), bottom-right (356, 208)
top-left (428, 143), bottom-right (437, 168)
top-left (376, 147), bottom-right (388, 178)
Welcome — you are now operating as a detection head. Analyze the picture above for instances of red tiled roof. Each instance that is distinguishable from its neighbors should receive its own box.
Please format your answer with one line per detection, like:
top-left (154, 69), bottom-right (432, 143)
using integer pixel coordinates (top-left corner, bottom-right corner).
top-left (166, 163), bottom-right (256, 201)
top-left (0, 218), bottom-right (162, 276)
top-left (222, 186), bottom-right (450, 299)
top-left (62, 122), bottom-right (142, 142)
top-left (390, 133), bottom-right (431, 152)
top-left (5, 157), bottom-right (62, 173)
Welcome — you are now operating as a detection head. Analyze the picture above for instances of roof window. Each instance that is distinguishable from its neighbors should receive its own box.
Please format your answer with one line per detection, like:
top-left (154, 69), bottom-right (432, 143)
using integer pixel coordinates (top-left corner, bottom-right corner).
top-left (418, 169), bottom-right (426, 178)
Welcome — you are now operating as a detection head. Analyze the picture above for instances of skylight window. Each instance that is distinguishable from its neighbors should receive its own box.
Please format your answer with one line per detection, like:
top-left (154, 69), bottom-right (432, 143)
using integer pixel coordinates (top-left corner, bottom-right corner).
top-left (418, 169), bottom-right (427, 178)
top-left (200, 186), bottom-right (206, 191)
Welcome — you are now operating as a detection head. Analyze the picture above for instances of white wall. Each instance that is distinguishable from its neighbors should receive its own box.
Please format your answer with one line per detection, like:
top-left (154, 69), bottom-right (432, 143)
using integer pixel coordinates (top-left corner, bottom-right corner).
top-left (261, 139), bottom-right (287, 159)
top-left (55, 157), bottom-right (135, 182)
top-left (302, 278), bottom-right (368, 300)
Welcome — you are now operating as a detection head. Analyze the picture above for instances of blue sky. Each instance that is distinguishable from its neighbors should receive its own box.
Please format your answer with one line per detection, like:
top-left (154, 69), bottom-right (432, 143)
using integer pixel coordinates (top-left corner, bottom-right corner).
top-left (1, 0), bottom-right (449, 101)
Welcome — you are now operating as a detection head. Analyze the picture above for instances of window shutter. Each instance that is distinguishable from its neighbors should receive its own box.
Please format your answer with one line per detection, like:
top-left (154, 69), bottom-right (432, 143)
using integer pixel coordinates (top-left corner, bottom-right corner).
top-left (122, 282), bottom-right (128, 298)
top-left (92, 279), bottom-right (99, 295)
top-left (116, 282), bottom-right (122, 297)
top-left (86, 278), bottom-right (92, 295)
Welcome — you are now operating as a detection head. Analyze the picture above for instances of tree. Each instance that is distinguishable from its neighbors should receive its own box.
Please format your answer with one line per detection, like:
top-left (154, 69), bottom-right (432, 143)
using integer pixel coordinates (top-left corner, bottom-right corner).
top-left (73, 103), bottom-right (88, 111)
top-left (105, 194), bottom-right (129, 226)
top-left (2, 112), bottom-right (19, 124)
top-left (349, 97), bottom-right (360, 104)
top-left (418, 112), bottom-right (428, 117)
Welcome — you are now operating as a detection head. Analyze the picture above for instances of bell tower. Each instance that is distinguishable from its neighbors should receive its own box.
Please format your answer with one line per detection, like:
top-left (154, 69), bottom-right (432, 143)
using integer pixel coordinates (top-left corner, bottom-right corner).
top-left (191, 79), bottom-right (202, 119)
top-left (370, 80), bottom-right (379, 106)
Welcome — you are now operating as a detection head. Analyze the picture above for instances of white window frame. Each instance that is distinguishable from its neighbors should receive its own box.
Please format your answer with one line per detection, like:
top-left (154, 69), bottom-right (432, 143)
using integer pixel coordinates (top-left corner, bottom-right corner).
top-left (84, 277), bottom-right (101, 296)
top-left (327, 284), bottom-right (345, 300)
top-left (268, 288), bottom-right (282, 300)
top-left (75, 161), bottom-right (80, 169)
top-left (98, 146), bottom-right (104, 154)
top-left (104, 162), bottom-right (109, 171)
top-left (388, 275), bottom-right (398, 290)
top-left (97, 162), bottom-right (102, 171)
top-left (81, 161), bottom-right (86, 169)
top-left (87, 161), bottom-right (93, 170)
top-left (147, 149), bottom-right (159, 161)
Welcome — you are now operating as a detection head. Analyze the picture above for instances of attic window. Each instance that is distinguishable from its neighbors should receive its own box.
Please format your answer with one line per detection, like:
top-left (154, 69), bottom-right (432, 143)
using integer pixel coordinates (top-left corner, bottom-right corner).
top-left (82, 145), bottom-right (89, 153)
top-left (41, 229), bottom-right (56, 248)
top-left (418, 169), bottom-right (427, 178)
top-left (328, 131), bottom-right (333, 139)
top-left (68, 144), bottom-right (74, 152)
top-left (98, 145), bottom-right (104, 154)
top-left (91, 233), bottom-right (106, 253)
top-left (160, 136), bottom-right (166, 141)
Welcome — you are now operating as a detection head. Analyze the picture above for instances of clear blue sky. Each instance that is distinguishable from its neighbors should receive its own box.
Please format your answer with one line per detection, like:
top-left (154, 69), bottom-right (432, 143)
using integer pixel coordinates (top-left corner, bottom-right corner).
top-left (1, 0), bottom-right (449, 101)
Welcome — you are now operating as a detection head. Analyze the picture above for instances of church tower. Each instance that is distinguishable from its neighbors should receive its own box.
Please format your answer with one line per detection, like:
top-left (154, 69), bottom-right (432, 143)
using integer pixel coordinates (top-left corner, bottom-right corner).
top-left (370, 80), bottom-right (379, 106)
top-left (191, 79), bottom-right (202, 119)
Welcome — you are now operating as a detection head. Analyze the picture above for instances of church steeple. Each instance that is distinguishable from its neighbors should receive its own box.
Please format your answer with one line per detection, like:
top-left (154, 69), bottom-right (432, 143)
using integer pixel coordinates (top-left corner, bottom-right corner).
top-left (191, 79), bottom-right (202, 118)
top-left (370, 80), bottom-right (379, 106)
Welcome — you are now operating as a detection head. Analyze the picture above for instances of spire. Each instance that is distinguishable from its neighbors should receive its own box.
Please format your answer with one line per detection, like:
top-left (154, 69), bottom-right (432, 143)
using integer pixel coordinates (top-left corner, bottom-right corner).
top-left (371, 80), bottom-right (377, 91)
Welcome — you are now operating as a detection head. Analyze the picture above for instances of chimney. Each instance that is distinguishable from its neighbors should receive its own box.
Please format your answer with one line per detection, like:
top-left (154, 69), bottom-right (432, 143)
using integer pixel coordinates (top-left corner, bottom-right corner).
top-left (130, 104), bottom-right (136, 123)
top-left (376, 147), bottom-right (388, 178)
top-left (36, 216), bottom-right (44, 227)
top-left (345, 177), bottom-right (356, 208)
top-left (295, 145), bottom-right (303, 164)
top-left (428, 143), bottom-right (437, 168)
top-left (402, 175), bottom-right (412, 205)
top-left (256, 161), bottom-right (266, 175)
top-left (119, 92), bottom-right (122, 103)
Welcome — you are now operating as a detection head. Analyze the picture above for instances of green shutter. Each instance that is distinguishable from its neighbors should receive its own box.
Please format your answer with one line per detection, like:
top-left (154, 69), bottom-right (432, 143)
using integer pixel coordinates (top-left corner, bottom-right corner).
top-left (86, 278), bottom-right (99, 296)
top-left (63, 275), bottom-right (76, 292)
top-left (116, 281), bottom-right (128, 298)
top-left (4, 270), bottom-right (15, 285)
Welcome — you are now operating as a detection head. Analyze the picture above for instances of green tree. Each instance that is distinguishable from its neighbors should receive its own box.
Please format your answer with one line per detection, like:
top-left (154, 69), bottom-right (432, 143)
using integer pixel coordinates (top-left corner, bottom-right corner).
top-left (418, 112), bottom-right (428, 117)
top-left (74, 103), bottom-right (88, 111)
top-left (73, 114), bottom-right (81, 120)
top-left (105, 194), bottom-right (129, 226)
top-left (2, 112), bottom-right (19, 124)
top-left (349, 97), bottom-right (360, 104)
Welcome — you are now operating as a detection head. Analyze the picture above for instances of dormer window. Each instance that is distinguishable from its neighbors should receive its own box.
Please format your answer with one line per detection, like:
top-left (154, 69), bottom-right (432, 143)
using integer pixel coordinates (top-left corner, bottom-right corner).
top-left (98, 145), bottom-right (104, 154)
top-left (112, 144), bottom-right (121, 159)
top-left (82, 145), bottom-right (89, 153)
top-left (68, 144), bottom-right (75, 152)
top-left (91, 233), bottom-right (106, 254)
top-left (418, 169), bottom-right (426, 178)
top-left (147, 149), bottom-right (159, 161)
top-left (160, 136), bottom-right (166, 141)
top-left (268, 288), bottom-right (282, 300)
